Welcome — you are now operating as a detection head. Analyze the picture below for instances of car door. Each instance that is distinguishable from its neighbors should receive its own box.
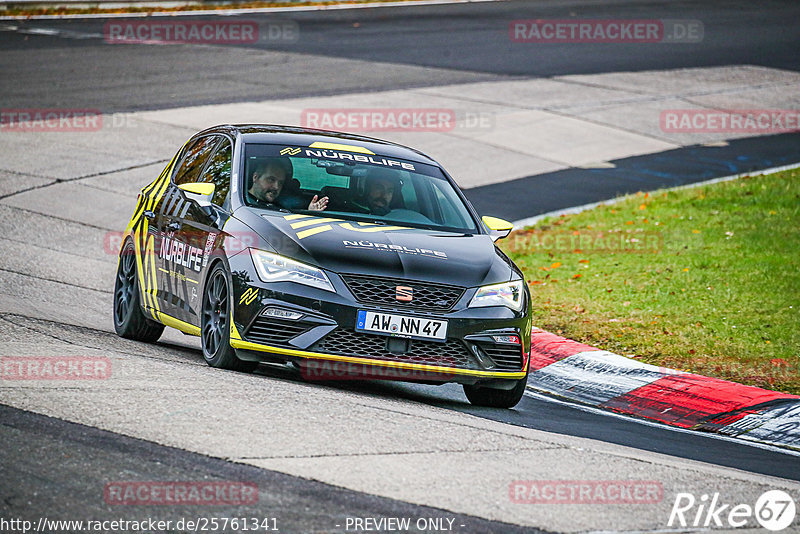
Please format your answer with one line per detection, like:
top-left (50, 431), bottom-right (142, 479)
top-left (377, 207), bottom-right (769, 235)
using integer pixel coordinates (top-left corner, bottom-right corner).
top-left (156, 135), bottom-right (221, 321)
top-left (178, 137), bottom-right (234, 326)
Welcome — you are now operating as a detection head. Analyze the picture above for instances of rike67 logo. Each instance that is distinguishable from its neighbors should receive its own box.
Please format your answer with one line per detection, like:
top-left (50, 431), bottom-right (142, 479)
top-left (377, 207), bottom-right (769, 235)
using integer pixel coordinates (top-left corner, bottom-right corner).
top-left (669, 490), bottom-right (797, 531)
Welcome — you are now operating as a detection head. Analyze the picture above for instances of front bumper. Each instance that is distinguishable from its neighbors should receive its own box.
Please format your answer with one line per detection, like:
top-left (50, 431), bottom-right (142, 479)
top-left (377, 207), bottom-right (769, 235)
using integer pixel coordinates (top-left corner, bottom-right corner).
top-left (228, 255), bottom-right (531, 385)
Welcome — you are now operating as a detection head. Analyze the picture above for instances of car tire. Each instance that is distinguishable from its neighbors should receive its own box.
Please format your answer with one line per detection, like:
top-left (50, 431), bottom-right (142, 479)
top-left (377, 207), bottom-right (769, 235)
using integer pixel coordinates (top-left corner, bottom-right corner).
top-left (113, 240), bottom-right (165, 343)
top-left (201, 263), bottom-right (258, 373)
top-left (462, 368), bottom-right (528, 409)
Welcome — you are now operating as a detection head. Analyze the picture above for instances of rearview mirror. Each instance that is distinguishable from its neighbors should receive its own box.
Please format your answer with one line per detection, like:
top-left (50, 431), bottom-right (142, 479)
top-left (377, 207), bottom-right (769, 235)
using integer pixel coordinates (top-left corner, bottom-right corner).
top-left (178, 182), bottom-right (215, 207)
top-left (482, 215), bottom-right (513, 241)
top-left (314, 158), bottom-right (355, 176)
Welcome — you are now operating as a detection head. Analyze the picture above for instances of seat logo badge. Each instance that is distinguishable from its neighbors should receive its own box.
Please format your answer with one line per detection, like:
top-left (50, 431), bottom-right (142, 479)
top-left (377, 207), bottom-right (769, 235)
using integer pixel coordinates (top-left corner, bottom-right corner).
top-left (395, 286), bottom-right (413, 302)
top-left (279, 147), bottom-right (302, 156)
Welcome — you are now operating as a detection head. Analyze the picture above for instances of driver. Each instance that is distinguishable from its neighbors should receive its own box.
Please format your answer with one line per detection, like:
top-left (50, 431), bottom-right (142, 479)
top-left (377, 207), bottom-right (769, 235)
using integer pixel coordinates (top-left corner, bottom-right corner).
top-left (249, 157), bottom-right (328, 211)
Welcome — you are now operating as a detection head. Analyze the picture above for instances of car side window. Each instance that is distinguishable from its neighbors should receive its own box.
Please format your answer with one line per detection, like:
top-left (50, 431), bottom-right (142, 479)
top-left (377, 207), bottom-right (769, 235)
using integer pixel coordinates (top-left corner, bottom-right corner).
top-left (399, 174), bottom-right (419, 211)
top-left (431, 181), bottom-right (468, 228)
top-left (198, 139), bottom-right (232, 207)
top-left (173, 136), bottom-right (219, 186)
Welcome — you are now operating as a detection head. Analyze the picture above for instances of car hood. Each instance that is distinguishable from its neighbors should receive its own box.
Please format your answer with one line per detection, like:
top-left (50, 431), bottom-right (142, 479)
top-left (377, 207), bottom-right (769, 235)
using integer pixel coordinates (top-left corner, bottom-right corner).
top-left (239, 211), bottom-right (514, 287)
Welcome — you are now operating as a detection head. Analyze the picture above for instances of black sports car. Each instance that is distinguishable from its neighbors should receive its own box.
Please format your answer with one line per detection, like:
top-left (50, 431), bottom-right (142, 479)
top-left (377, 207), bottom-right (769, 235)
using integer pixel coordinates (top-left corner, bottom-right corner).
top-left (113, 125), bottom-right (531, 407)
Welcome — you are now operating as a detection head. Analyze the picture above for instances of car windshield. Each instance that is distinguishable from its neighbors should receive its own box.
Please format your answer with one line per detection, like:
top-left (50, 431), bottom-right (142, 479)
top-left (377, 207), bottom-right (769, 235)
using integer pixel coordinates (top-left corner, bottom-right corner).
top-left (242, 143), bottom-right (478, 233)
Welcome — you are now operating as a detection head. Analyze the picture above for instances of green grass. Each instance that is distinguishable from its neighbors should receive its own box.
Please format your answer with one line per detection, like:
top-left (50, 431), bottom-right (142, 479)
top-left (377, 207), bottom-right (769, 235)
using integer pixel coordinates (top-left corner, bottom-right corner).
top-left (501, 168), bottom-right (800, 394)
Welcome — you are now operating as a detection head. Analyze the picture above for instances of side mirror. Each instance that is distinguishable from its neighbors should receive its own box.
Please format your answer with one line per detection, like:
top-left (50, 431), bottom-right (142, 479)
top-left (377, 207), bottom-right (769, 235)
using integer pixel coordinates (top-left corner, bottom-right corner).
top-left (178, 182), bottom-right (215, 207)
top-left (482, 215), bottom-right (514, 242)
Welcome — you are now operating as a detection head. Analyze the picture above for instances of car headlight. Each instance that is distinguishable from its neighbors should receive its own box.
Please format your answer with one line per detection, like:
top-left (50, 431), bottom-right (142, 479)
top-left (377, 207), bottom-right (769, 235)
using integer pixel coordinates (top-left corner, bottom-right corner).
top-left (469, 279), bottom-right (524, 311)
top-left (249, 249), bottom-right (335, 293)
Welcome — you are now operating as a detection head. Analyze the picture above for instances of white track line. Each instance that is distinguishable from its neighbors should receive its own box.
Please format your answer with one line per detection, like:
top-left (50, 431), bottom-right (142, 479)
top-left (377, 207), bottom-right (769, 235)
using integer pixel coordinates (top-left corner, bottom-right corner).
top-left (524, 388), bottom-right (800, 458)
top-left (0, 24), bottom-right (103, 38)
top-left (512, 160), bottom-right (800, 229)
top-left (0, 0), bottom-right (500, 21)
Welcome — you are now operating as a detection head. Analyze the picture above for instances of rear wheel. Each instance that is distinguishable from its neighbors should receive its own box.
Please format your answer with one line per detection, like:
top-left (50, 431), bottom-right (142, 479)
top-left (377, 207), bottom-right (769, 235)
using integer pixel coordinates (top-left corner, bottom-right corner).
top-left (463, 368), bottom-right (528, 408)
top-left (201, 264), bottom-right (258, 373)
top-left (113, 240), bottom-right (164, 342)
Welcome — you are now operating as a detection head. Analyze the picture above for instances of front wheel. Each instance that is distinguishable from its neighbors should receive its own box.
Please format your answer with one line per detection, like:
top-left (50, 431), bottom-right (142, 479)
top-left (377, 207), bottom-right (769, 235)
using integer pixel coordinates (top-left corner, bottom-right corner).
top-left (113, 240), bottom-right (164, 342)
top-left (463, 368), bottom-right (529, 408)
top-left (201, 264), bottom-right (258, 373)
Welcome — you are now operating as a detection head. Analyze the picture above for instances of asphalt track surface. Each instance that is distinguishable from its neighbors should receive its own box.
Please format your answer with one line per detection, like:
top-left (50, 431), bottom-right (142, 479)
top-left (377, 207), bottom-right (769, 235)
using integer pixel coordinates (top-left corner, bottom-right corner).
top-left (316, 379), bottom-right (800, 482)
top-left (1, 0), bottom-right (799, 111)
top-left (1, 404), bottom-right (543, 533)
top-left (2, 0), bottom-right (800, 222)
top-left (470, 131), bottom-right (800, 221)
top-left (2, 0), bottom-right (800, 531)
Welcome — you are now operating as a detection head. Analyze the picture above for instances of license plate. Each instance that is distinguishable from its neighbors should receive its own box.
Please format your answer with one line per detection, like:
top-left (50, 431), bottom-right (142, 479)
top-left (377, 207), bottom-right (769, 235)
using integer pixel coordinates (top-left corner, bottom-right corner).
top-left (356, 310), bottom-right (447, 341)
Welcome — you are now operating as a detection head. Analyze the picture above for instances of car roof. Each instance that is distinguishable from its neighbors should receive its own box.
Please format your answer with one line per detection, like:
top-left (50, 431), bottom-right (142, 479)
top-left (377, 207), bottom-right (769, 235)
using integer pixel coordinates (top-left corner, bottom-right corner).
top-left (194, 124), bottom-right (440, 166)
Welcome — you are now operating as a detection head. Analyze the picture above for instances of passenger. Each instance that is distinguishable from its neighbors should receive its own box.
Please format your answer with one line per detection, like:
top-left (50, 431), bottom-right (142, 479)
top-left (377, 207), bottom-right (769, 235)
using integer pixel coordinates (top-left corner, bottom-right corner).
top-left (357, 168), bottom-right (398, 216)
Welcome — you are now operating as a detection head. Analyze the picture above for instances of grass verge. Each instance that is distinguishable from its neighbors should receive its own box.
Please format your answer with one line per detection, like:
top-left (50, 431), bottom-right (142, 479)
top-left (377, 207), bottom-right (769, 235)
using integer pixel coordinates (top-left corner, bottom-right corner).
top-left (501, 168), bottom-right (800, 394)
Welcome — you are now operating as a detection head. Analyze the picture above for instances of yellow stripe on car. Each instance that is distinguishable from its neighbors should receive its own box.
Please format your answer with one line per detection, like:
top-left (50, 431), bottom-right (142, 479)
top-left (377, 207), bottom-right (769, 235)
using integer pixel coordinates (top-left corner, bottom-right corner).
top-left (229, 338), bottom-right (527, 379)
top-left (308, 141), bottom-right (375, 155)
top-left (290, 217), bottom-right (342, 229)
top-left (297, 225), bottom-right (332, 239)
top-left (144, 233), bottom-right (159, 314)
top-left (177, 182), bottom-right (215, 196)
top-left (156, 312), bottom-right (200, 336)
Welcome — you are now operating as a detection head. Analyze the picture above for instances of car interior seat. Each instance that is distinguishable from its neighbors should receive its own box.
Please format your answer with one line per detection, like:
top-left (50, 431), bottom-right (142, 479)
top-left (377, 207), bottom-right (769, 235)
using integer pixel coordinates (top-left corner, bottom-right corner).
top-left (320, 185), bottom-right (353, 211)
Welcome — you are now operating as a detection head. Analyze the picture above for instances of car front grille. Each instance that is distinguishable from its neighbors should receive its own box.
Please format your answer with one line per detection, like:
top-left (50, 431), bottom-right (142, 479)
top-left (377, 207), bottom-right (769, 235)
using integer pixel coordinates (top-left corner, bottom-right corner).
top-left (340, 274), bottom-right (464, 311)
top-left (475, 342), bottom-right (525, 371)
top-left (245, 317), bottom-right (313, 346)
top-left (313, 329), bottom-right (479, 369)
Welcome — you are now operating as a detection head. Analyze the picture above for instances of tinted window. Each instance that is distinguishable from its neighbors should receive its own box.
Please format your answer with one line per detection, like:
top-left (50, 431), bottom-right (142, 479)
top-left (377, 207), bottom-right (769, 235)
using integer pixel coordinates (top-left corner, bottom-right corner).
top-left (430, 179), bottom-right (471, 229)
top-left (242, 143), bottom-right (478, 233)
top-left (292, 157), bottom-right (350, 190)
top-left (174, 136), bottom-right (219, 185)
top-left (198, 139), bottom-right (232, 207)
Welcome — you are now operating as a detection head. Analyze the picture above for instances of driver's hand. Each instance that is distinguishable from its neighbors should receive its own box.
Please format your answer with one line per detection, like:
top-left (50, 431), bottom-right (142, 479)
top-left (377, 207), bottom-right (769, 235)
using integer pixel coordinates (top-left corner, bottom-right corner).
top-left (308, 195), bottom-right (329, 211)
